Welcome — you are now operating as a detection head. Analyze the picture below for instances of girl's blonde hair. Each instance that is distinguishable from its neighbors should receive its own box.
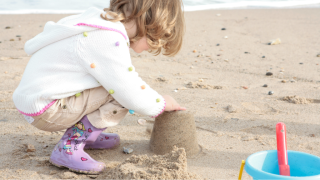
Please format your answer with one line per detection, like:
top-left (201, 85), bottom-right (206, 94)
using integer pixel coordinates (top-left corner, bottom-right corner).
top-left (101, 0), bottom-right (185, 56)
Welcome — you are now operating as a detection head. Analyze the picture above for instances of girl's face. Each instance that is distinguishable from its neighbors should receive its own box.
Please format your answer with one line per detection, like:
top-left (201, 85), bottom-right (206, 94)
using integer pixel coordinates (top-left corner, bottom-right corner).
top-left (130, 35), bottom-right (149, 53)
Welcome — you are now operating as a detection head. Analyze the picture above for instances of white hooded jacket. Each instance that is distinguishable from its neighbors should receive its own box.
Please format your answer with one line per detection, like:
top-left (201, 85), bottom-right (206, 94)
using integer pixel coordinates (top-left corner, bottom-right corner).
top-left (12, 7), bottom-right (166, 119)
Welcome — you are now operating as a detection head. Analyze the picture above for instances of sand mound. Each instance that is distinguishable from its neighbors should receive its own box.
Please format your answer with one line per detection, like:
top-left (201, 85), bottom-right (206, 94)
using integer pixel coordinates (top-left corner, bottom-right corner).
top-left (281, 96), bottom-right (312, 104)
top-left (105, 147), bottom-right (201, 179)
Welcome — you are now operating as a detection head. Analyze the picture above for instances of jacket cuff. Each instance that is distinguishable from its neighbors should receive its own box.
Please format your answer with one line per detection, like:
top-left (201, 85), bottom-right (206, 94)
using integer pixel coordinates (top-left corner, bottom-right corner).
top-left (151, 99), bottom-right (166, 118)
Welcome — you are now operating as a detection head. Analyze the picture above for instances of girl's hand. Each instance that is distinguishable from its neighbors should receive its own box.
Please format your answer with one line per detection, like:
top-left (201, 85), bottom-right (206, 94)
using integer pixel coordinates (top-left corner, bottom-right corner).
top-left (162, 95), bottom-right (186, 112)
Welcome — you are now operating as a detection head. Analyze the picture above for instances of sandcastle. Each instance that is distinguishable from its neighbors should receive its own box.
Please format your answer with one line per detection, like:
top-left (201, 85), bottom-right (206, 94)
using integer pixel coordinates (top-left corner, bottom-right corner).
top-left (150, 111), bottom-right (200, 157)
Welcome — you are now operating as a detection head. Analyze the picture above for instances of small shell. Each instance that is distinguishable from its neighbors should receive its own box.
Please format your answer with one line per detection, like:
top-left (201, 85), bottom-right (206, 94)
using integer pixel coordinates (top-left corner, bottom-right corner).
top-left (137, 119), bottom-right (146, 125)
top-left (123, 147), bottom-right (133, 154)
top-left (224, 36), bottom-right (228, 39)
top-left (199, 79), bottom-right (204, 82)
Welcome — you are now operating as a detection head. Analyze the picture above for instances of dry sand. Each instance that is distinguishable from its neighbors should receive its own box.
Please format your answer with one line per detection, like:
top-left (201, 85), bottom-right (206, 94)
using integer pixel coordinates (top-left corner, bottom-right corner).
top-left (0, 8), bottom-right (320, 179)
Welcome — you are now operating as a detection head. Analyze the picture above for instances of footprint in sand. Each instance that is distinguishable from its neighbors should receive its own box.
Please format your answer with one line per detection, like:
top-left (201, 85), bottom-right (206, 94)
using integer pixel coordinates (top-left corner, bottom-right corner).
top-left (241, 102), bottom-right (280, 115)
top-left (241, 125), bottom-right (274, 135)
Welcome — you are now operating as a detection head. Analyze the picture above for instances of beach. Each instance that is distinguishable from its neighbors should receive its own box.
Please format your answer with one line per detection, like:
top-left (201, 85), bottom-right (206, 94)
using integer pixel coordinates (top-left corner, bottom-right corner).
top-left (0, 8), bottom-right (320, 179)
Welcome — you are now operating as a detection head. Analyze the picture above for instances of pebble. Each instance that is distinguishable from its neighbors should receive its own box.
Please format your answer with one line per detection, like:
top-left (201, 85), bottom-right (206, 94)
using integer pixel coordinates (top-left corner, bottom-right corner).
top-left (290, 79), bottom-right (296, 83)
top-left (10, 39), bottom-right (14, 41)
top-left (26, 144), bottom-right (36, 152)
top-left (268, 91), bottom-right (274, 95)
top-left (266, 72), bottom-right (273, 76)
top-left (123, 147), bottom-right (133, 154)
top-left (216, 14), bottom-right (221, 16)
top-left (16, 35), bottom-right (21, 37)
top-left (193, 50), bottom-right (197, 53)
top-left (227, 105), bottom-right (238, 113)
top-left (262, 56), bottom-right (266, 58)
top-left (216, 44), bottom-right (220, 46)
top-left (243, 86), bottom-right (248, 89)
top-left (174, 89), bottom-right (178, 92)
top-left (224, 36), bottom-right (228, 39)
top-left (281, 80), bottom-right (286, 83)
top-left (221, 28), bottom-right (226, 30)
top-left (317, 54), bottom-right (320, 57)
top-left (299, 63), bottom-right (303, 65)
top-left (137, 119), bottom-right (146, 125)
top-left (199, 78), bottom-right (204, 82)
top-left (244, 52), bottom-right (250, 54)
top-left (263, 84), bottom-right (268, 87)
top-left (268, 38), bottom-right (281, 45)
top-left (5, 26), bottom-right (11, 29)
top-left (4, 71), bottom-right (8, 74)
top-left (217, 54), bottom-right (221, 56)
top-left (0, 41), bottom-right (1, 43)
top-left (88, 175), bottom-right (98, 179)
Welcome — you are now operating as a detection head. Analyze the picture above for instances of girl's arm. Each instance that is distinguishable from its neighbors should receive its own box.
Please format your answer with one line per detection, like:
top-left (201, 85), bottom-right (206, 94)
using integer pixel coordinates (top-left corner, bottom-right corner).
top-left (76, 29), bottom-right (165, 117)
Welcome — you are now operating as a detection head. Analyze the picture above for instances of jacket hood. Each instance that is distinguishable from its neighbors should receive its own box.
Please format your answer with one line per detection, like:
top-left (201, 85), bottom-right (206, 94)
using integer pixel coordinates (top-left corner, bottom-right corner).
top-left (25, 7), bottom-right (123, 55)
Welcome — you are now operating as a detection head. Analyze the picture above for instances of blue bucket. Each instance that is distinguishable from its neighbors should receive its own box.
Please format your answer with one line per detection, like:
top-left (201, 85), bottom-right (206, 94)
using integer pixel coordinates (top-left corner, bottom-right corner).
top-left (245, 150), bottom-right (320, 180)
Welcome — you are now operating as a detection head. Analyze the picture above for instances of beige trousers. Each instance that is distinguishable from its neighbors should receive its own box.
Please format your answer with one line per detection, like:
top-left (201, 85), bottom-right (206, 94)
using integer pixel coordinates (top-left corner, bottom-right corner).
top-left (31, 86), bottom-right (128, 132)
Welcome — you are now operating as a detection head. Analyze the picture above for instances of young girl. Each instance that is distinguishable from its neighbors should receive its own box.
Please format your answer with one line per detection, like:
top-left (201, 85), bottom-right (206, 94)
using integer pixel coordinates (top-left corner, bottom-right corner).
top-left (13, 0), bottom-right (185, 174)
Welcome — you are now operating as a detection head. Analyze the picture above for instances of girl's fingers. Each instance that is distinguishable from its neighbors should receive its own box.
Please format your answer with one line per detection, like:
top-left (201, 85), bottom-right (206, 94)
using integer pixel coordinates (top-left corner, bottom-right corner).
top-left (179, 107), bottom-right (186, 110)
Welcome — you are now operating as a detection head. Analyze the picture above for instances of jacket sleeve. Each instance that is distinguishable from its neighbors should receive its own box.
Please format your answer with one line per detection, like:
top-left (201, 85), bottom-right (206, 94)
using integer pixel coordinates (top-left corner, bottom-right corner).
top-left (76, 29), bottom-right (165, 117)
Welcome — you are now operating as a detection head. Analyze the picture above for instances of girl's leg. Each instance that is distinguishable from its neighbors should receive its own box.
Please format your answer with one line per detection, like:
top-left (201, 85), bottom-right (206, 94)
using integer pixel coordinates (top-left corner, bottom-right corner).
top-left (85, 98), bottom-right (128, 149)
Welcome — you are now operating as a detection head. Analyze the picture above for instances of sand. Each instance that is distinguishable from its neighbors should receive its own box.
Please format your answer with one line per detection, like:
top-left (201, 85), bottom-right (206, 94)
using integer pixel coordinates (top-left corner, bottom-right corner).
top-left (150, 111), bottom-right (199, 157)
top-left (281, 95), bottom-right (313, 104)
top-left (0, 8), bottom-right (320, 179)
top-left (104, 146), bottom-right (201, 179)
